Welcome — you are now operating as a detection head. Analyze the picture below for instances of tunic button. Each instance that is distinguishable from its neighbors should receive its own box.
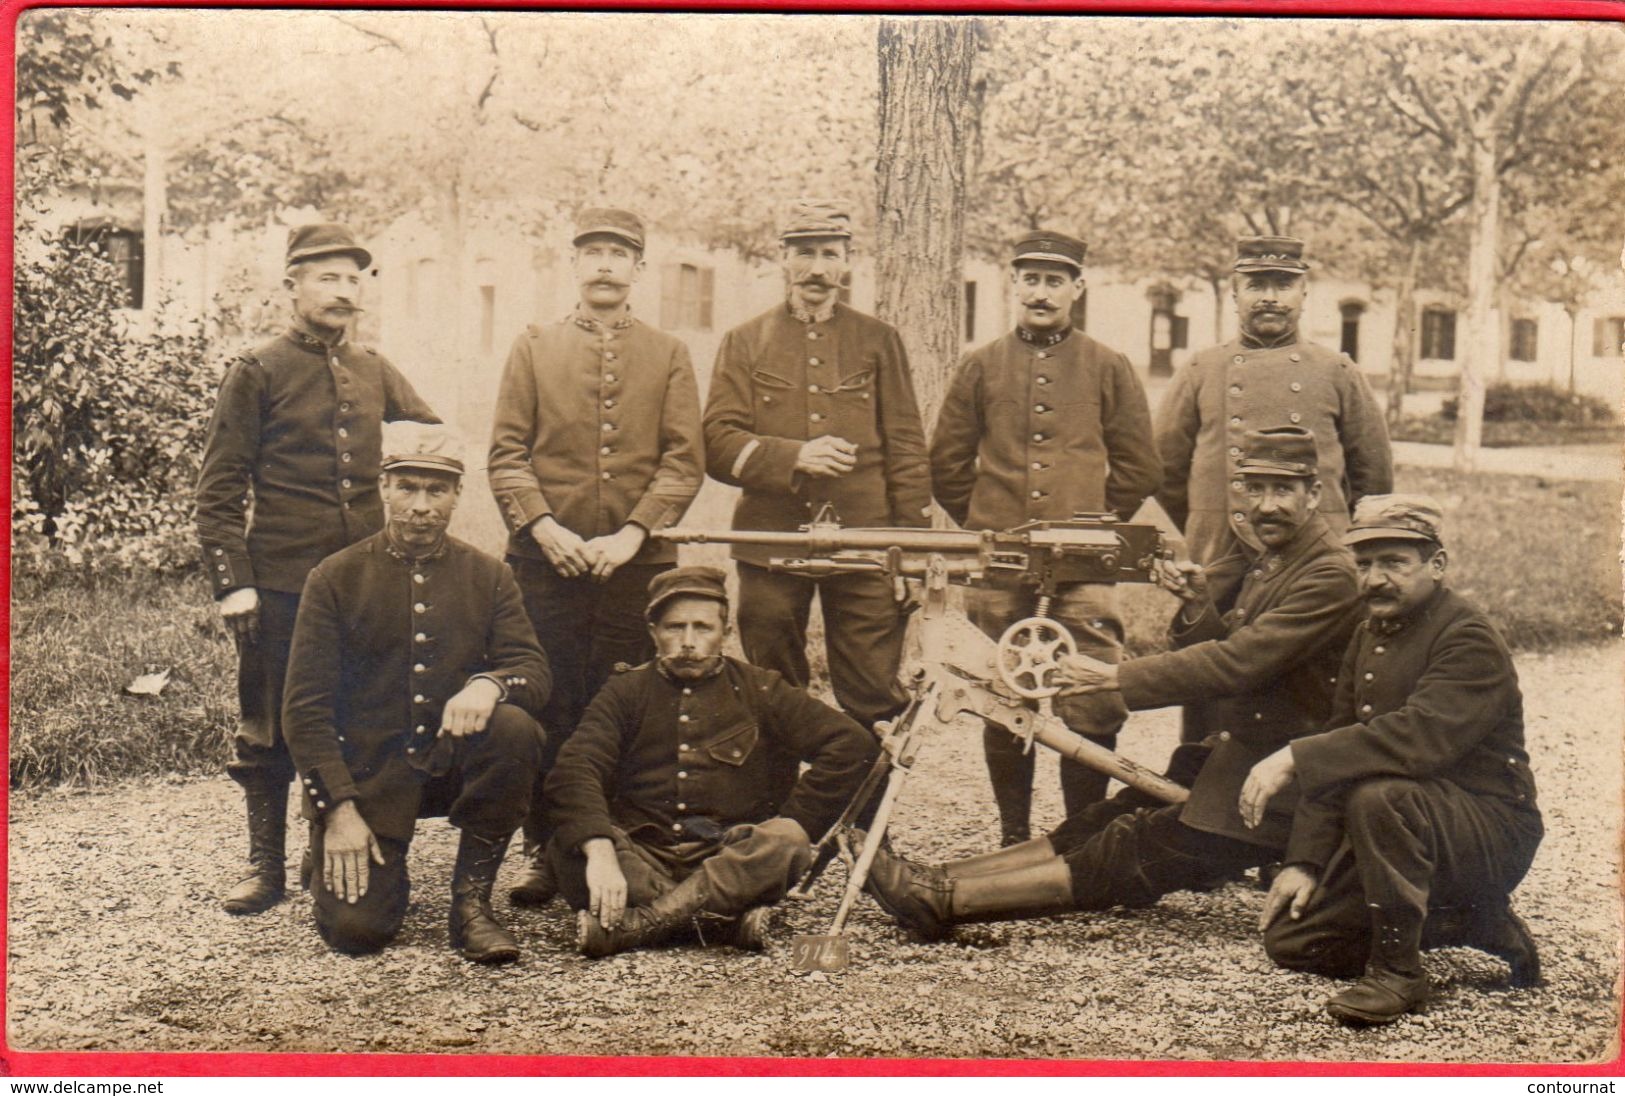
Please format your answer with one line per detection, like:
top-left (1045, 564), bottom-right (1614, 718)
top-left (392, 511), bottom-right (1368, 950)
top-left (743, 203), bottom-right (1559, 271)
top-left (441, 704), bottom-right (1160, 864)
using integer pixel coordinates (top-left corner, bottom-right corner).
top-left (1229, 416), bottom-right (1242, 427)
top-left (414, 694), bottom-right (425, 703)
top-left (308, 787), bottom-right (319, 796)
top-left (1035, 404), bottom-right (1048, 413)
top-left (1229, 446), bottom-right (1241, 457)
top-left (808, 384), bottom-right (819, 393)
top-left (341, 478), bottom-right (352, 489)
top-left (677, 803), bottom-right (687, 811)
top-left (606, 352), bottom-right (617, 362)
top-left (673, 824), bottom-right (683, 833)
top-left (679, 714), bottom-right (690, 723)
top-left (414, 602), bottom-right (426, 613)
top-left (1030, 490), bottom-right (1042, 499)
top-left (681, 744), bottom-right (690, 752)
top-left (1036, 376), bottom-right (1049, 385)
top-left (1254, 712), bottom-right (1263, 720)
top-left (601, 446), bottom-right (612, 456)
top-left (1360, 704), bottom-right (1373, 714)
top-left (810, 413), bottom-right (823, 423)
top-left (1289, 353), bottom-right (1301, 363)
top-left (678, 771), bottom-right (688, 779)
top-left (341, 452), bottom-right (352, 463)
top-left (605, 373), bottom-right (617, 383)
top-left (809, 357), bottom-right (822, 366)
top-left (316, 801), bottom-right (326, 809)
top-left (340, 402), bottom-right (351, 412)
top-left (602, 422), bottom-right (614, 432)
top-left (731, 749), bottom-right (742, 758)
top-left (1037, 351), bottom-right (1050, 360)
top-left (338, 427), bottom-right (349, 439)
top-left (219, 577), bottom-right (231, 586)
top-left (1031, 462), bottom-right (1043, 471)
top-left (604, 399), bottom-right (616, 409)
top-left (414, 574), bottom-right (425, 584)
top-left (214, 548), bottom-right (223, 556)
top-left (601, 471), bottom-right (612, 481)
top-left (1363, 672), bottom-right (1374, 681)
top-left (1290, 382), bottom-right (1302, 393)
top-left (682, 687), bottom-right (693, 696)
top-left (414, 663), bottom-right (426, 673)
top-left (416, 726), bottom-right (427, 734)
top-left (1229, 385), bottom-right (1242, 396)
top-left (1233, 512), bottom-right (1246, 523)
top-left (1232, 480), bottom-right (1244, 492)
top-left (1032, 432), bottom-right (1045, 442)
top-left (1219, 731), bottom-right (1231, 741)
top-left (1232, 354), bottom-right (1245, 364)
top-left (807, 330), bottom-right (819, 339)
top-left (415, 633), bottom-right (427, 642)
top-left (1289, 412), bottom-right (1302, 424)
top-left (1374, 646), bottom-right (1385, 654)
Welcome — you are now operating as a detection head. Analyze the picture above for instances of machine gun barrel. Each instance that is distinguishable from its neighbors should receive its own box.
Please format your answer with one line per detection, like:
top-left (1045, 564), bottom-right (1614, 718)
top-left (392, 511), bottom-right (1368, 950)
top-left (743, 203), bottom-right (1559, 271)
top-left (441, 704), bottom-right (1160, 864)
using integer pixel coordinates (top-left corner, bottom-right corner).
top-left (654, 526), bottom-right (987, 555)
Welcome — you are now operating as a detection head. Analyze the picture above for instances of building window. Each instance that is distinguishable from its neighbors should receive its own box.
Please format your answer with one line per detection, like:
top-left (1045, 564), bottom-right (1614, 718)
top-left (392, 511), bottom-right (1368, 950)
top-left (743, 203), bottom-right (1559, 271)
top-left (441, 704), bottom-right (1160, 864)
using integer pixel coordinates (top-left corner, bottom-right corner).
top-left (1339, 301), bottom-right (1365, 361)
top-left (479, 285), bottom-right (496, 355)
top-left (964, 280), bottom-right (977, 342)
top-left (1420, 308), bottom-right (1456, 361)
top-left (1509, 318), bottom-right (1538, 363)
top-left (67, 221), bottom-right (143, 308)
top-left (660, 263), bottom-right (714, 330)
top-left (1593, 316), bottom-right (1625, 358)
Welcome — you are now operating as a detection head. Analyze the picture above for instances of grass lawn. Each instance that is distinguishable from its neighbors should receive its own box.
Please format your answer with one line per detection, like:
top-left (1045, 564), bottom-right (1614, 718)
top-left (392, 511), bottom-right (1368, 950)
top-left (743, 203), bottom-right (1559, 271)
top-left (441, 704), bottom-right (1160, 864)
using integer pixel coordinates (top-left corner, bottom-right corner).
top-left (10, 464), bottom-right (1619, 791)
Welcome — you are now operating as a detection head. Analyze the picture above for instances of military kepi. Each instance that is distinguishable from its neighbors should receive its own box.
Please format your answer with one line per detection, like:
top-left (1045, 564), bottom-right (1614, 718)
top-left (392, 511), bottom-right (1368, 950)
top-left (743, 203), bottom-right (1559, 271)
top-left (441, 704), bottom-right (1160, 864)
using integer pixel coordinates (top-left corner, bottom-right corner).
top-left (286, 223), bottom-right (372, 269)
top-left (1342, 494), bottom-right (1445, 547)
top-left (779, 198), bottom-right (853, 242)
top-left (1237, 425), bottom-right (1318, 477)
top-left (646, 565), bottom-right (729, 621)
top-left (1234, 235), bottom-right (1309, 275)
top-left (573, 207), bottom-right (646, 251)
top-left (381, 422), bottom-right (466, 476)
top-left (1012, 229), bottom-right (1086, 273)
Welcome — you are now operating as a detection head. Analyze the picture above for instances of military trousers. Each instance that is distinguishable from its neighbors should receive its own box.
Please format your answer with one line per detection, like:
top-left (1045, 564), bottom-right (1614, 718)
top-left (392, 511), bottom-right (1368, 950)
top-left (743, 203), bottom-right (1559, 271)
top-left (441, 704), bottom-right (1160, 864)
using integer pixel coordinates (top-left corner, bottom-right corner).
top-left (550, 816), bottom-right (813, 920)
top-left (968, 581), bottom-right (1130, 824)
top-left (310, 704), bottom-right (543, 954)
top-left (735, 563), bottom-right (910, 729)
top-left (1264, 777), bottom-right (1544, 978)
top-left (508, 555), bottom-right (666, 847)
top-left (227, 588), bottom-right (301, 788)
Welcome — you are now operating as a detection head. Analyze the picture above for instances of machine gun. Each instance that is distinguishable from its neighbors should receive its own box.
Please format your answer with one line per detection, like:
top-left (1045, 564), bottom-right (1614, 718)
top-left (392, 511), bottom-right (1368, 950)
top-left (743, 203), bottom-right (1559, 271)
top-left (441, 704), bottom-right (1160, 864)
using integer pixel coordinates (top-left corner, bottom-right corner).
top-left (652, 512), bottom-right (1190, 970)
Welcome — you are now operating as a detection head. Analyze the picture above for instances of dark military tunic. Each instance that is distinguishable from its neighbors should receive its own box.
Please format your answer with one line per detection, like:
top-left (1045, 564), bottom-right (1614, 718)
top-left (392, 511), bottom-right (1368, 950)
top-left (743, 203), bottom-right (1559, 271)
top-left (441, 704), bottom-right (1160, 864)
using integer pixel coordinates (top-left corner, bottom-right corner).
top-left (546, 657), bottom-right (877, 855)
top-left (282, 532), bottom-right (550, 841)
top-left (1154, 335), bottom-right (1392, 563)
top-left (1117, 513), bottom-right (1363, 847)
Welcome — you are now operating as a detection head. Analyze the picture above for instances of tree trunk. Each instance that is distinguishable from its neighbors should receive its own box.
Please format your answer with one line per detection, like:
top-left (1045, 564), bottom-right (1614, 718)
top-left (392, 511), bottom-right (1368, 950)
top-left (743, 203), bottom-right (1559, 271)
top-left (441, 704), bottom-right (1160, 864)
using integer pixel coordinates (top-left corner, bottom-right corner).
top-left (875, 18), bottom-right (981, 431)
top-left (1453, 137), bottom-right (1499, 472)
top-left (141, 127), bottom-right (166, 320)
top-left (1566, 305), bottom-right (1579, 393)
top-left (1384, 237), bottom-right (1421, 429)
top-left (1208, 274), bottom-right (1224, 345)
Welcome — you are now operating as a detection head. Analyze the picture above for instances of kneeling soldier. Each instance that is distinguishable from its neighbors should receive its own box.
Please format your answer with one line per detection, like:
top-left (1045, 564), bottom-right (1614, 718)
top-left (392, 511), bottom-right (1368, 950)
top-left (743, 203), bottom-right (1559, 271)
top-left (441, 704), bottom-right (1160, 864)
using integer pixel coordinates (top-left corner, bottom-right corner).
top-left (282, 423), bottom-right (550, 961)
top-left (544, 566), bottom-right (878, 957)
top-left (1246, 495), bottom-right (1543, 1024)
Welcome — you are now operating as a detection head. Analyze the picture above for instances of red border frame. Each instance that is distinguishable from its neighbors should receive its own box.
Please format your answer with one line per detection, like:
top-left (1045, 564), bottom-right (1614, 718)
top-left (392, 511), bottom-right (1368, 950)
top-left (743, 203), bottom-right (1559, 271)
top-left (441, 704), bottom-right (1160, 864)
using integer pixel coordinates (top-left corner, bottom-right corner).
top-left (4, 0), bottom-right (1622, 1077)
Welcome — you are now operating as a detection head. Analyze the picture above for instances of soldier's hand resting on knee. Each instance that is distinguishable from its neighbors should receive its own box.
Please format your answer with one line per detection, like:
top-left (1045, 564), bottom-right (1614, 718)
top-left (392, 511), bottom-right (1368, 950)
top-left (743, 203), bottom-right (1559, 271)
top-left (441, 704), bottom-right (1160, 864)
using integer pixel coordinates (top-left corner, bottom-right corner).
top-left (1259, 864), bottom-right (1318, 930)
top-left (324, 801), bottom-right (385, 904)
top-left (441, 677), bottom-right (503, 737)
top-left (583, 838), bottom-right (628, 930)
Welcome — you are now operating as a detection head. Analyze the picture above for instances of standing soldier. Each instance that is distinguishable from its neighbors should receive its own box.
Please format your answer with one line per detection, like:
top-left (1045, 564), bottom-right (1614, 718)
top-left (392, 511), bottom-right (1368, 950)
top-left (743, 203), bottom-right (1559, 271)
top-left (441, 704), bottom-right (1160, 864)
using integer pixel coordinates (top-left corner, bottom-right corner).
top-left (488, 207), bottom-right (704, 908)
top-left (703, 198), bottom-right (931, 738)
top-left (197, 223), bottom-right (440, 916)
top-left (1155, 235), bottom-right (1392, 567)
top-left (930, 230), bottom-right (1161, 844)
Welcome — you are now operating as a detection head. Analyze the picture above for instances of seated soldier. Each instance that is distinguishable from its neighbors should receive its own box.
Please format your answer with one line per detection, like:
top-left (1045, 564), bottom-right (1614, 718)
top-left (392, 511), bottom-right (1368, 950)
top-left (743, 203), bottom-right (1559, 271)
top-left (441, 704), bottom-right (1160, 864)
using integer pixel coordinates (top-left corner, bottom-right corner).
top-left (282, 423), bottom-right (550, 962)
top-left (1246, 495), bottom-right (1542, 1024)
top-left (543, 566), bottom-right (878, 957)
top-left (862, 425), bottom-right (1362, 938)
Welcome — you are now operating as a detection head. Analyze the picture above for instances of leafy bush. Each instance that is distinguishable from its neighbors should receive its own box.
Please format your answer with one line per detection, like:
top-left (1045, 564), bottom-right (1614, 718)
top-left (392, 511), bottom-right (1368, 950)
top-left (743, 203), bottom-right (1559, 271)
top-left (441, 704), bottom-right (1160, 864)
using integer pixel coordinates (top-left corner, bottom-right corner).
top-left (12, 236), bottom-right (218, 578)
top-left (1441, 381), bottom-right (1616, 426)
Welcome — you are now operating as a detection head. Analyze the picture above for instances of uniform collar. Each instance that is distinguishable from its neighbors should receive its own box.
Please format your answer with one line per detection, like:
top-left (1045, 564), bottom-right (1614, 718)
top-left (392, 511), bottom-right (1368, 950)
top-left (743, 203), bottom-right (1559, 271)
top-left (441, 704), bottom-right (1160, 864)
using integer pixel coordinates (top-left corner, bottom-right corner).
top-left (382, 527), bottom-right (450, 565)
top-left (572, 306), bottom-right (635, 333)
top-left (1247, 511), bottom-right (1330, 570)
top-left (1238, 328), bottom-right (1299, 351)
top-left (1366, 583), bottom-right (1449, 637)
top-left (786, 298), bottom-right (837, 325)
top-left (655, 656), bottom-right (727, 684)
top-left (1016, 325), bottom-right (1073, 348)
top-left (286, 324), bottom-right (346, 353)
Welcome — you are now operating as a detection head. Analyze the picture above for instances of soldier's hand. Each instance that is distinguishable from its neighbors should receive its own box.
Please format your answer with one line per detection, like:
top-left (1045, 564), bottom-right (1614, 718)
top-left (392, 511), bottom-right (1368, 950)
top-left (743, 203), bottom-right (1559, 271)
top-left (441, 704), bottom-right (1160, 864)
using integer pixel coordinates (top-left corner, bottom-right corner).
top-left (585, 525), bottom-right (647, 582)
top-left (1054, 652), bottom-right (1118, 696)
top-left (440, 677), bottom-right (503, 737)
top-left (583, 838), bottom-right (628, 930)
top-left (1239, 745), bottom-right (1296, 829)
top-left (531, 516), bottom-right (594, 578)
top-left (795, 435), bottom-right (859, 478)
top-left (1258, 864), bottom-right (1319, 931)
top-left (1152, 559), bottom-right (1208, 602)
top-left (323, 802), bottom-right (385, 905)
top-left (218, 586), bottom-right (261, 647)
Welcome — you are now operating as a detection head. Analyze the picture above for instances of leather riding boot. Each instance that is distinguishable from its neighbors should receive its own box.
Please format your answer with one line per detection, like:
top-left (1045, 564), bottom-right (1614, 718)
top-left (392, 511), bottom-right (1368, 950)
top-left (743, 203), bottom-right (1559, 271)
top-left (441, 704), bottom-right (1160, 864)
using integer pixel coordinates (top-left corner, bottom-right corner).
top-left (939, 837), bottom-right (1055, 880)
top-left (984, 727), bottom-right (1035, 847)
top-left (1424, 900), bottom-right (1542, 988)
top-left (223, 782), bottom-right (289, 915)
top-left (947, 858), bottom-right (1075, 924)
top-left (1326, 905), bottom-right (1430, 1025)
top-left (577, 869), bottom-right (714, 958)
top-left (449, 831), bottom-right (521, 964)
top-left (864, 844), bottom-right (954, 941)
top-left (507, 840), bottom-right (559, 907)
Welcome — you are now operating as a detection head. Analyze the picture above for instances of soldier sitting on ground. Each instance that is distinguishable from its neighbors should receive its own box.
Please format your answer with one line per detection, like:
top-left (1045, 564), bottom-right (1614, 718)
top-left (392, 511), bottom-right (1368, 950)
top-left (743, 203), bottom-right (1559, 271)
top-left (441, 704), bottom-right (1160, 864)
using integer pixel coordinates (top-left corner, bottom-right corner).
top-left (543, 566), bottom-right (878, 957)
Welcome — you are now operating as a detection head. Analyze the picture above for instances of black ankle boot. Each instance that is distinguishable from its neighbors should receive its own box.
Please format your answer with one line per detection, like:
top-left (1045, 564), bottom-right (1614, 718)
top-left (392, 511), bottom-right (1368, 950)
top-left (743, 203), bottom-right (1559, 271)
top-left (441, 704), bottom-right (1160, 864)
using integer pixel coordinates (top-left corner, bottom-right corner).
top-left (1326, 906), bottom-right (1430, 1025)
top-left (223, 783), bottom-right (289, 915)
top-left (578, 870), bottom-right (714, 958)
top-left (450, 831), bottom-right (521, 964)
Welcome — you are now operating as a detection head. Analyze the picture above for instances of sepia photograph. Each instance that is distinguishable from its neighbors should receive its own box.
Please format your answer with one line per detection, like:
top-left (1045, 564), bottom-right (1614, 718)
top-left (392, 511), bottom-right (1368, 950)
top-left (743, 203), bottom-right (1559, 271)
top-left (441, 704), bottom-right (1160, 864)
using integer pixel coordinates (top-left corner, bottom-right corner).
top-left (7, 6), bottom-right (1624, 1070)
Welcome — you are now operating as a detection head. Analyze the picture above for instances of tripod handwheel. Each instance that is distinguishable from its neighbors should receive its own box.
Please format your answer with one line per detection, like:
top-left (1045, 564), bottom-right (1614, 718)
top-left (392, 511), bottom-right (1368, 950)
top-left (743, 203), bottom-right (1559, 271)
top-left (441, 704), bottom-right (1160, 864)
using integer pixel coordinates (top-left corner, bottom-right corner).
top-left (995, 616), bottom-right (1077, 699)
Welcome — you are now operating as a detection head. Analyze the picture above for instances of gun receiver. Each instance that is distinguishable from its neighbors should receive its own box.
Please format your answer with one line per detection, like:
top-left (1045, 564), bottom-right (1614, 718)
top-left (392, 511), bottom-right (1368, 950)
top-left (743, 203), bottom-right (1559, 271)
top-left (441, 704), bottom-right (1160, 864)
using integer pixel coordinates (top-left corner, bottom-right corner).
top-left (653, 513), bottom-right (1166, 592)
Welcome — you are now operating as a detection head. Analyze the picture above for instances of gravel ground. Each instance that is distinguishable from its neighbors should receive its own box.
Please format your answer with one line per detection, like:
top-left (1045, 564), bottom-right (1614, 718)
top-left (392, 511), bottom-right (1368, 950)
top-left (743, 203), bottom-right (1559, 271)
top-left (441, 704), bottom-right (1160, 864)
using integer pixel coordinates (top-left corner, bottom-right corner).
top-left (8, 643), bottom-right (1621, 1064)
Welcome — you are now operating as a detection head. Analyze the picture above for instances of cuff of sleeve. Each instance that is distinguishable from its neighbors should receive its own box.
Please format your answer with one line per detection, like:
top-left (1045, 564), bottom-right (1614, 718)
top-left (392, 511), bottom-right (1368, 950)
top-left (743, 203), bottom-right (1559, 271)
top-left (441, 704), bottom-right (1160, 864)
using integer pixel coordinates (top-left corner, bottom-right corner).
top-left (300, 762), bottom-right (359, 814)
top-left (203, 546), bottom-right (254, 594)
top-left (626, 495), bottom-right (677, 533)
top-left (1168, 599), bottom-right (1218, 641)
top-left (468, 673), bottom-right (511, 703)
top-left (555, 820), bottom-right (616, 856)
top-left (492, 486), bottom-right (551, 535)
top-left (744, 438), bottom-right (804, 493)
